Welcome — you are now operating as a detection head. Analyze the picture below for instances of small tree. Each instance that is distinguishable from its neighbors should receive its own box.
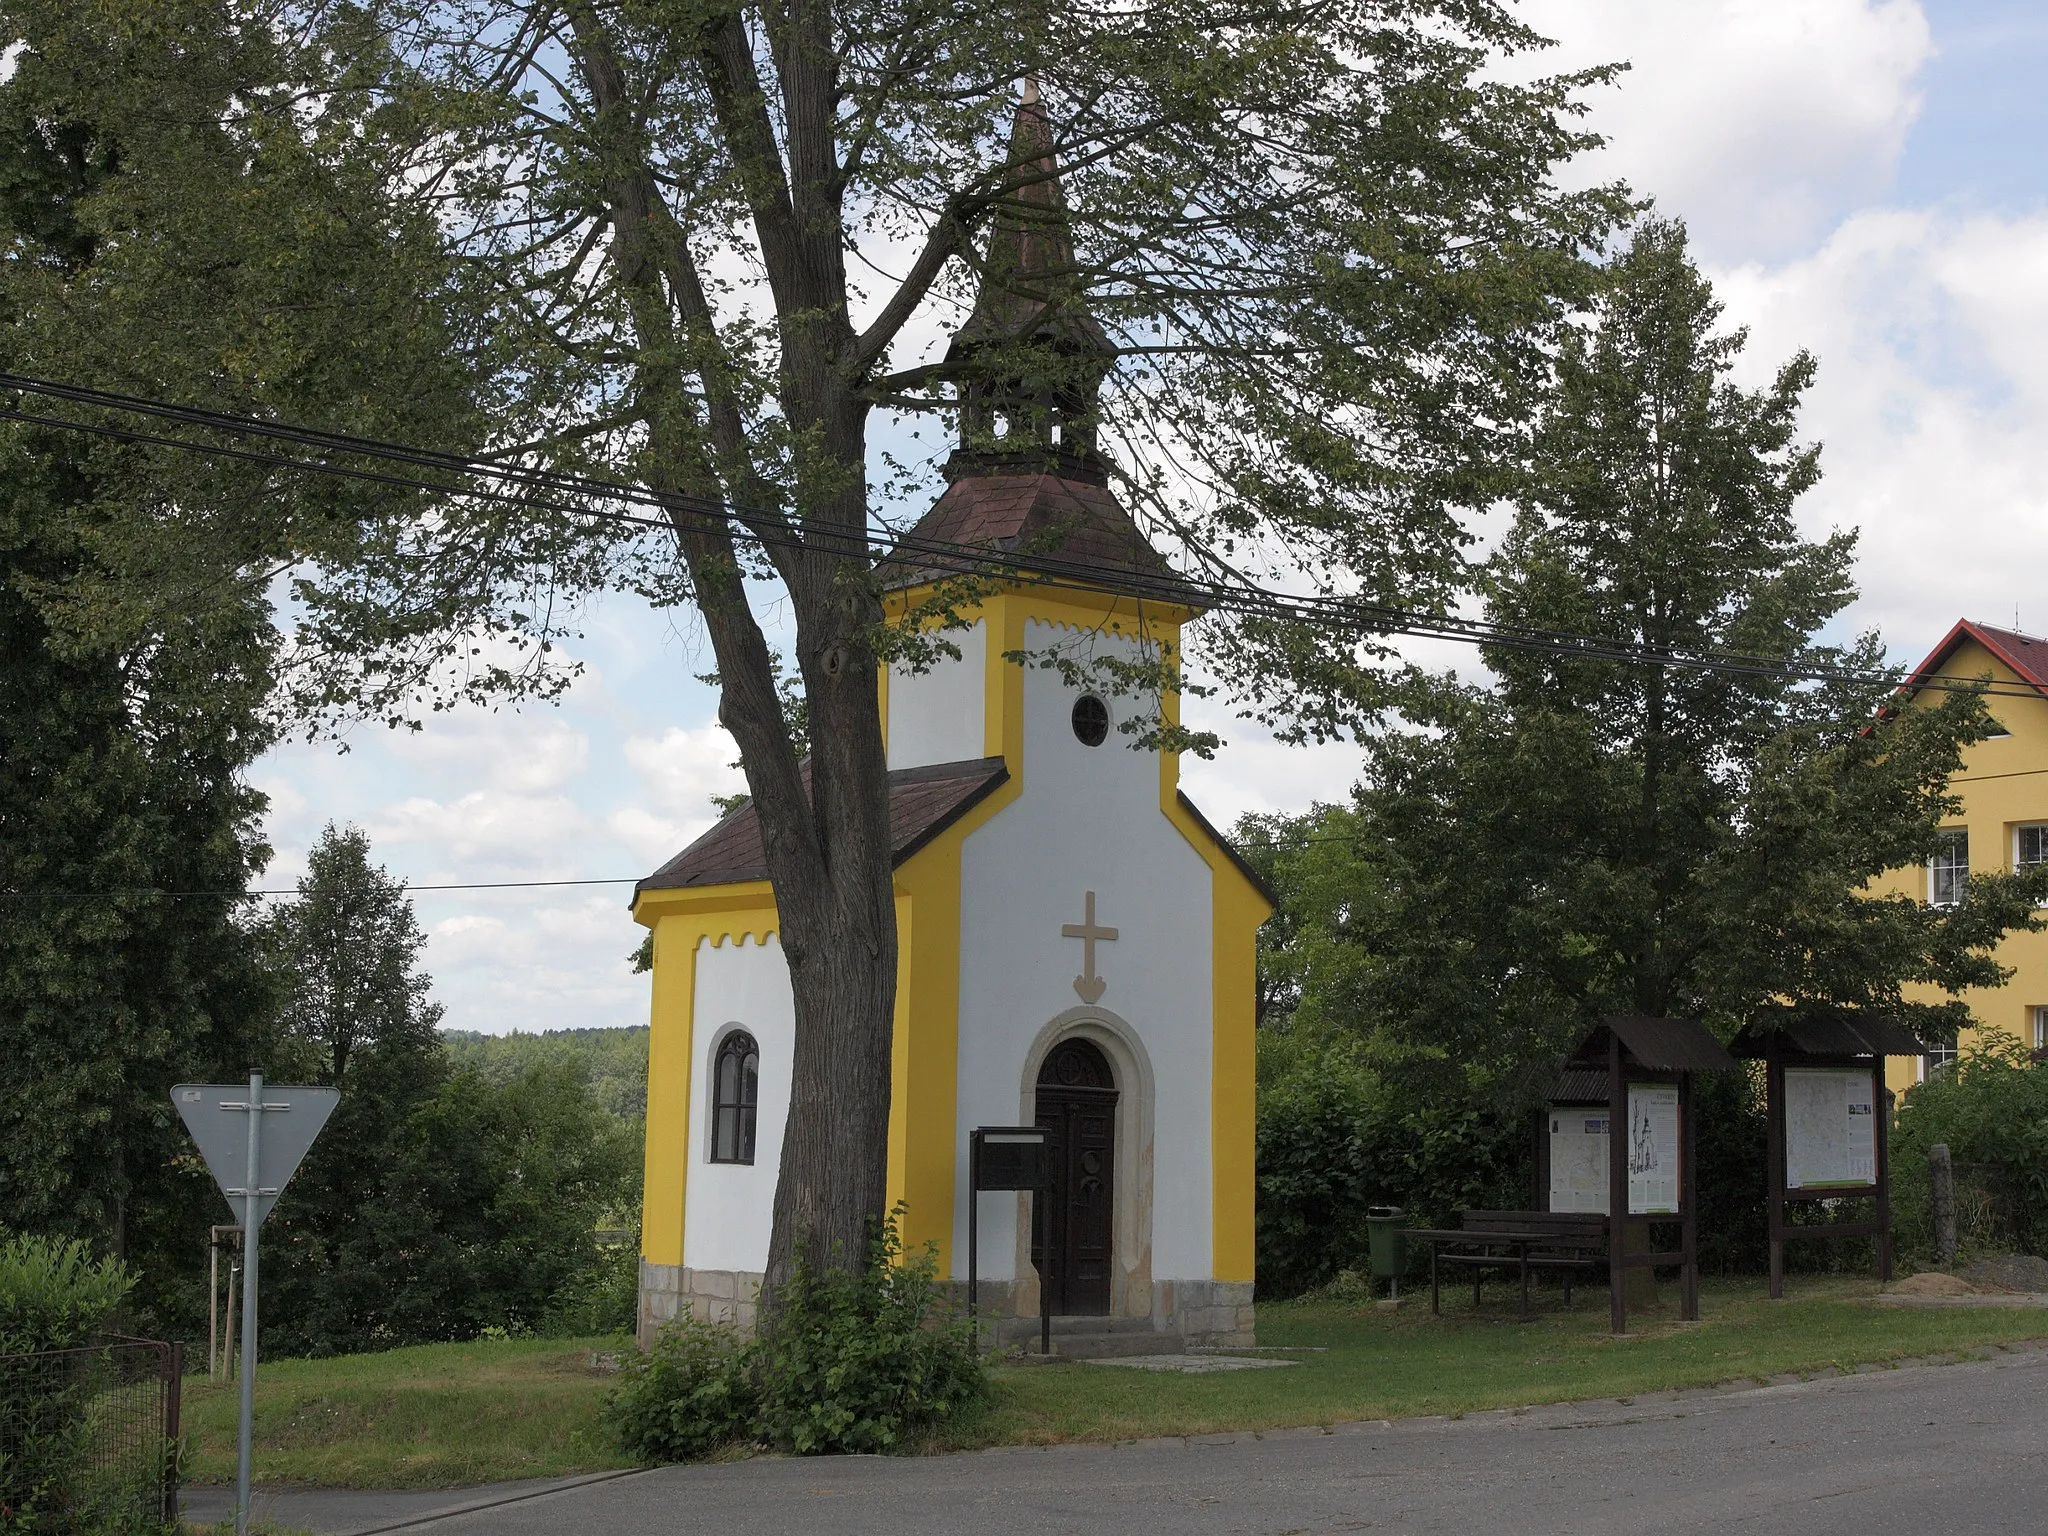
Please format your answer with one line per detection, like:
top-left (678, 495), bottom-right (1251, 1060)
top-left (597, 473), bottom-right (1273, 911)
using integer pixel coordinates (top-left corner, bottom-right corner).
top-left (271, 824), bottom-right (442, 1085)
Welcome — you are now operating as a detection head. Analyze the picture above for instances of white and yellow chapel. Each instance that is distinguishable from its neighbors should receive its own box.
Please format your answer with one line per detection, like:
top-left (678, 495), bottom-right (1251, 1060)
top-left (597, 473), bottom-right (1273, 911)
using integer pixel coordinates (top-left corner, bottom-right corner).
top-left (630, 94), bottom-right (1271, 1351)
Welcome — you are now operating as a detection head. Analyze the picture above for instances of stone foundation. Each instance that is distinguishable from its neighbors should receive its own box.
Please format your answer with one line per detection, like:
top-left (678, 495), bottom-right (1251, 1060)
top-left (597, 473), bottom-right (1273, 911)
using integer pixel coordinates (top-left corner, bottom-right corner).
top-left (641, 1262), bottom-right (1254, 1351)
top-left (637, 1262), bottom-right (763, 1347)
top-left (1165, 1280), bottom-right (1258, 1348)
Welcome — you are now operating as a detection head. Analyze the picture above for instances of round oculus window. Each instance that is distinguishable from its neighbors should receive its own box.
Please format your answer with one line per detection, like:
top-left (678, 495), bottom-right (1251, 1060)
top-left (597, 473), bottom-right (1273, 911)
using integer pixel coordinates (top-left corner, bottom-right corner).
top-left (1071, 695), bottom-right (1109, 747)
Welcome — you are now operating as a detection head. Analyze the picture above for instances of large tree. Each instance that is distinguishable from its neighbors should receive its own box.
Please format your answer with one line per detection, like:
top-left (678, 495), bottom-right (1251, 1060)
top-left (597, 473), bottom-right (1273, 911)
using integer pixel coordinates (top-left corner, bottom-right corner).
top-left (0, 58), bottom-right (281, 1322)
top-left (1325, 220), bottom-right (2047, 1104)
top-left (4, 0), bottom-right (1624, 1292)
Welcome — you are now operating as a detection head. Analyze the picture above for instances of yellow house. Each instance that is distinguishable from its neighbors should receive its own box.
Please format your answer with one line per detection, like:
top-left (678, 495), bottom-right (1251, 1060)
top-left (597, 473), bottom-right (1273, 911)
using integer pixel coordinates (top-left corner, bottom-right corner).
top-left (1876, 619), bottom-right (2048, 1094)
top-left (628, 90), bottom-right (1272, 1351)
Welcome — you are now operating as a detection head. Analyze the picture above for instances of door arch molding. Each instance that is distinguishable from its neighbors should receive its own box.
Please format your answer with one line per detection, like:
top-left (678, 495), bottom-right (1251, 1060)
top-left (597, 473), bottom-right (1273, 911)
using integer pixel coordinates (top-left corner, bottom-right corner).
top-left (1015, 1007), bottom-right (1155, 1319)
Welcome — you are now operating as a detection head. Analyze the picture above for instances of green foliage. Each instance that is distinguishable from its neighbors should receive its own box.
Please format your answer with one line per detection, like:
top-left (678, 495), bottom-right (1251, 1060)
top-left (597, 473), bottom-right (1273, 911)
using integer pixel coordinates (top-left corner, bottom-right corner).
top-left (0, 1232), bottom-right (131, 1354)
top-left (543, 1230), bottom-right (641, 1340)
top-left (1242, 225), bottom-right (2043, 1290)
top-left (603, 1318), bottom-right (757, 1464)
top-left (262, 1059), bottom-right (641, 1356)
top-left (442, 1027), bottom-right (649, 1123)
top-left (1254, 1032), bottom-right (1524, 1296)
top-left (608, 1214), bottom-right (985, 1463)
top-left (267, 826), bottom-right (443, 1085)
top-left (1892, 1042), bottom-right (2048, 1257)
top-left (754, 1213), bottom-right (985, 1455)
top-left (1267, 221), bottom-right (2040, 1087)
top-left (255, 827), bottom-right (641, 1356)
top-left (0, 285), bottom-right (278, 1346)
top-left (0, 1236), bottom-right (163, 1535)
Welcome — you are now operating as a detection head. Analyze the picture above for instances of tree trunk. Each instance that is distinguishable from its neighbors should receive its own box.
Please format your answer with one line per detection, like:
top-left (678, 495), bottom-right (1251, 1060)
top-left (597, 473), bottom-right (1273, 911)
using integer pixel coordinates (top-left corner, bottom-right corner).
top-left (568, 9), bottom-right (901, 1303)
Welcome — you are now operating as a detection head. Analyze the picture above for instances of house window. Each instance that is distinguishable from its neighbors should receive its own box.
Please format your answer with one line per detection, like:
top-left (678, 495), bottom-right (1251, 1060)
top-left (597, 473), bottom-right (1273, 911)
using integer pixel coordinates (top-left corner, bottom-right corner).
top-left (2017, 825), bottom-right (2048, 873)
top-left (1922, 1042), bottom-right (1958, 1081)
top-left (710, 1031), bottom-right (759, 1164)
top-left (1930, 829), bottom-right (1969, 906)
top-left (2034, 1006), bottom-right (2048, 1053)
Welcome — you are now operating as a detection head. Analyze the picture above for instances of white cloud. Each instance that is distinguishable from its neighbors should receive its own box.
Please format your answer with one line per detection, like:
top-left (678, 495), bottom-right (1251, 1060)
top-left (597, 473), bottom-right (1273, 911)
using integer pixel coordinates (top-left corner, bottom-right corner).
top-left (1714, 204), bottom-right (2048, 651)
top-left (370, 789), bottom-right (593, 871)
top-left (387, 715), bottom-right (592, 794)
top-left (1522, 0), bottom-right (1931, 259)
top-left (623, 723), bottom-right (747, 823)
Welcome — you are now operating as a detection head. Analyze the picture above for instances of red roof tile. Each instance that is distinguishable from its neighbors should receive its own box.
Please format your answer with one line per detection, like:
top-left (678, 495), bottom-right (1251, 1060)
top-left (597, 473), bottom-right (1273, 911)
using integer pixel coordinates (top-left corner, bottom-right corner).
top-left (1902, 619), bottom-right (2048, 701)
top-left (876, 468), bottom-right (1186, 598)
top-left (636, 757), bottom-right (1009, 895)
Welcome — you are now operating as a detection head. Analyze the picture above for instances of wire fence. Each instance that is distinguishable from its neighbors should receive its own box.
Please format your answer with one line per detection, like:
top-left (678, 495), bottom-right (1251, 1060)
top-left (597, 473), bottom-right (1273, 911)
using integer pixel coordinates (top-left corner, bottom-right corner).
top-left (0, 1336), bottom-right (180, 1534)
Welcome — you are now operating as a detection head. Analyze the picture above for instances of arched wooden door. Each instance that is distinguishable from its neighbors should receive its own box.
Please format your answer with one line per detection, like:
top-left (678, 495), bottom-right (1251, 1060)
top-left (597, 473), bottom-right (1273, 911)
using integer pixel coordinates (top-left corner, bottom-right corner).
top-left (1032, 1037), bottom-right (1117, 1315)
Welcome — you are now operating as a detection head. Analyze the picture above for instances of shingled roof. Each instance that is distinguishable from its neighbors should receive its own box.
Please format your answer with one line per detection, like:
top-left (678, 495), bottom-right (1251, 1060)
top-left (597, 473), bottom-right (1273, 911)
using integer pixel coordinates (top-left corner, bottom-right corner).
top-left (874, 468), bottom-right (1187, 598)
top-left (636, 757), bottom-right (1009, 897)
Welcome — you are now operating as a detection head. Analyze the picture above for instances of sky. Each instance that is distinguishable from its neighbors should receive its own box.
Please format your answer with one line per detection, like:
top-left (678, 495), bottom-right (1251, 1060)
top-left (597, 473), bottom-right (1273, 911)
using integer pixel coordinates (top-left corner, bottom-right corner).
top-left (251, 0), bottom-right (2048, 1037)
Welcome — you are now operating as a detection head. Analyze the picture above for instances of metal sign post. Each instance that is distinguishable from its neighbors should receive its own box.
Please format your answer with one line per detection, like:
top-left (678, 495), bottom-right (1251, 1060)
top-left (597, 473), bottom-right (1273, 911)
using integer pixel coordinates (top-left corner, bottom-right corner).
top-left (175, 1074), bottom-right (338, 1536)
top-left (967, 1127), bottom-right (1051, 1353)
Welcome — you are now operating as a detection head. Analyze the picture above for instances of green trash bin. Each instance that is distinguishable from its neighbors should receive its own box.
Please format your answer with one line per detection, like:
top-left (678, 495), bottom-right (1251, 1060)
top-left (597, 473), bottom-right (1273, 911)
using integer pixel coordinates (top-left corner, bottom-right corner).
top-left (1365, 1206), bottom-right (1407, 1299)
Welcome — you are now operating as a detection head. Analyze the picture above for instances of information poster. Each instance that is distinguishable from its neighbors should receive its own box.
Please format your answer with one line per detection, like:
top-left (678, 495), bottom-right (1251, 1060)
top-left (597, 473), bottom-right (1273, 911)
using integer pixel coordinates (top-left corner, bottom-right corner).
top-left (1626, 1084), bottom-right (1681, 1215)
top-left (1548, 1106), bottom-right (1610, 1213)
top-left (1784, 1068), bottom-right (1877, 1189)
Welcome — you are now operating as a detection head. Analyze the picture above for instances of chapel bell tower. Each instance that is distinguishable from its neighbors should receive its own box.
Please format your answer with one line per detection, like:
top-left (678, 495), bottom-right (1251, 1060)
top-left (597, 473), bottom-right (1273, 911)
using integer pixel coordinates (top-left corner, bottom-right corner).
top-left (944, 81), bottom-right (1118, 486)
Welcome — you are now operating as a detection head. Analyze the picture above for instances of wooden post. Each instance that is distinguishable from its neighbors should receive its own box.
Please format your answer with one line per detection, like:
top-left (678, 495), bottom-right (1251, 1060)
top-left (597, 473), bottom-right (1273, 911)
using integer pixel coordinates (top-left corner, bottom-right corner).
top-left (1608, 1029), bottom-right (1627, 1336)
top-left (208, 1231), bottom-right (219, 1381)
top-left (1766, 1034), bottom-right (1786, 1299)
top-left (1931, 1142), bottom-right (1956, 1269)
top-left (1680, 1069), bottom-right (1699, 1321)
top-left (1873, 1068), bottom-right (1893, 1282)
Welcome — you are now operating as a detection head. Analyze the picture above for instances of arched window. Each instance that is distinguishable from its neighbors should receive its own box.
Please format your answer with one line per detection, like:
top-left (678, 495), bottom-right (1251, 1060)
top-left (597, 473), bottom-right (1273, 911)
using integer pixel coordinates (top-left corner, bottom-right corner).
top-left (710, 1031), bottom-right (759, 1164)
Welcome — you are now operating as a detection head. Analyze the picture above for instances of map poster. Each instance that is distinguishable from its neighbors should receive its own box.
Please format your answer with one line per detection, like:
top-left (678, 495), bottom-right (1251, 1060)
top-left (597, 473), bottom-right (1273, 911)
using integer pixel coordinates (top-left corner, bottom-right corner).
top-left (1626, 1084), bottom-right (1681, 1215)
top-left (1548, 1106), bottom-right (1610, 1213)
top-left (1784, 1068), bottom-right (1877, 1190)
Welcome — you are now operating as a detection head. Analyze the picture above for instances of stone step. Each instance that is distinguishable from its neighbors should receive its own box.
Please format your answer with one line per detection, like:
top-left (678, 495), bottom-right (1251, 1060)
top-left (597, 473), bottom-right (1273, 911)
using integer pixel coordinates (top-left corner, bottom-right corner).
top-left (1050, 1330), bottom-right (1184, 1359)
top-left (988, 1314), bottom-right (1185, 1359)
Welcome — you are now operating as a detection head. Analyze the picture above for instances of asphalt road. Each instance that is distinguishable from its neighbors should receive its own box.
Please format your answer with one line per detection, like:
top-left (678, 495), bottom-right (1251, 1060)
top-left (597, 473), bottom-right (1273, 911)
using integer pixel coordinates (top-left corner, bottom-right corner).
top-left (191, 1343), bottom-right (2048, 1535)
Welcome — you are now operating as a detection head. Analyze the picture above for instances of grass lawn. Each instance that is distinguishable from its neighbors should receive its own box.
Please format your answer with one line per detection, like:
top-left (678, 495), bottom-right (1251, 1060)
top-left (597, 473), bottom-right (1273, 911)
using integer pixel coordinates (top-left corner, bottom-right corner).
top-left (181, 1337), bottom-right (635, 1489)
top-left (947, 1275), bottom-right (2048, 1449)
top-left (184, 1277), bottom-right (2048, 1488)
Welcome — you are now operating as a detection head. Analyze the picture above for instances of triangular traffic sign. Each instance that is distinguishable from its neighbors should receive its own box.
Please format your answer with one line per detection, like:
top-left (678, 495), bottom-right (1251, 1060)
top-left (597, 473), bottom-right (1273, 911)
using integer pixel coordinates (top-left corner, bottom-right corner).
top-left (173, 1082), bottom-right (339, 1225)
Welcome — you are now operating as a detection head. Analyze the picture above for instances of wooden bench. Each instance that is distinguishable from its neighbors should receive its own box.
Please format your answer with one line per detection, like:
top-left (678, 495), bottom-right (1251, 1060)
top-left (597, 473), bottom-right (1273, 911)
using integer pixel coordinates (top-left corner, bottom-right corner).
top-left (1408, 1211), bottom-right (1609, 1319)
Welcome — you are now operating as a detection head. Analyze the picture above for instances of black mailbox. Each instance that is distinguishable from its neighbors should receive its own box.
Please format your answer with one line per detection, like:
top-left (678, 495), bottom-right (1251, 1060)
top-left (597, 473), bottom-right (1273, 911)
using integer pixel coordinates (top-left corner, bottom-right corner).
top-left (971, 1126), bottom-right (1051, 1191)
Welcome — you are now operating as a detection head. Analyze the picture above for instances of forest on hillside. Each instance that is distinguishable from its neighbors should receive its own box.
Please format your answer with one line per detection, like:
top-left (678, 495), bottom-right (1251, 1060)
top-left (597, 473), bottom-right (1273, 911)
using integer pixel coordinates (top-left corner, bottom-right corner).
top-left (443, 1027), bottom-right (650, 1124)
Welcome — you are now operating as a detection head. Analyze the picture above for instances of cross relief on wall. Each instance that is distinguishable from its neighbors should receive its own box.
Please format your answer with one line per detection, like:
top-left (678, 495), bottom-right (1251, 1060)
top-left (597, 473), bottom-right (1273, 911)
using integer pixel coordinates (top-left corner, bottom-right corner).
top-left (1061, 890), bottom-right (1118, 1004)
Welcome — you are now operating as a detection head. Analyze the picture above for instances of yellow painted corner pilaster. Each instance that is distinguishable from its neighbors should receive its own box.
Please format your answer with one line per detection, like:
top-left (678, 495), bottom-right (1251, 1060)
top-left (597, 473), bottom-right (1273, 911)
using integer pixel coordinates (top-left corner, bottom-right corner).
top-left (634, 882), bottom-right (778, 1268)
top-left (1208, 877), bottom-right (1263, 1283)
top-left (639, 917), bottom-right (695, 1267)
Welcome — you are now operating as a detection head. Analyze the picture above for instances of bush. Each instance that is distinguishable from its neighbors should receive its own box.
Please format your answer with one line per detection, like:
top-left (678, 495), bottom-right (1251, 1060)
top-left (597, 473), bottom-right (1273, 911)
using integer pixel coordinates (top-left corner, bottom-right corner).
top-left (1892, 1039), bottom-right (2048, 1258)
top-left (0, 1233), bottom-right (150, 1533)
top-left (606, 1210), bottom-right (985, 1463)
top-left (0, 1232), bottom-right (132, 1355)
top-left (1255, 1031), bottom-right (1526, 1297)
top-left (544, 1228), bottom-right (641, 1339)
top-left (604, 1316), bottom-right (757, 1462)
top-left (753, 1214), bottom-right (984, 1455)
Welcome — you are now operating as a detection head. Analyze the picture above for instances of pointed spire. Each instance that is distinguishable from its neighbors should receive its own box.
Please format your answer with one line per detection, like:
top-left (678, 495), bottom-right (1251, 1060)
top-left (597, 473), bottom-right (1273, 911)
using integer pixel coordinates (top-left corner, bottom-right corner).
top-left (946, 86), bottom-right (1114, 476)
top-left (952, 88), bottom-right (1109, 358)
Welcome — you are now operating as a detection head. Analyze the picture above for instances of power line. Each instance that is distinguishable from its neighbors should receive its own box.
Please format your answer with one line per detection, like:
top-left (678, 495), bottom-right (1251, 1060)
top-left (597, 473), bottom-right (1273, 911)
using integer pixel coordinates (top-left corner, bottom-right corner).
top-left (0, 876), bottom-right (645, 902)
top-left (5, 370), bottom-right (2041, 702)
